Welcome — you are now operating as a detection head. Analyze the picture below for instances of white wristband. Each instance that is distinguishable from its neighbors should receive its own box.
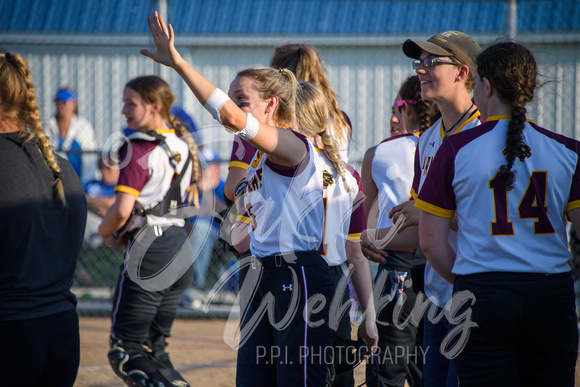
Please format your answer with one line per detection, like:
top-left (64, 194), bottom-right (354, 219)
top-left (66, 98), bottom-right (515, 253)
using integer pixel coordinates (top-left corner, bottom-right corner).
top-left (236, 113), bottom-right (260, 141)
top-left (204, 88), bottom-right (230, 124)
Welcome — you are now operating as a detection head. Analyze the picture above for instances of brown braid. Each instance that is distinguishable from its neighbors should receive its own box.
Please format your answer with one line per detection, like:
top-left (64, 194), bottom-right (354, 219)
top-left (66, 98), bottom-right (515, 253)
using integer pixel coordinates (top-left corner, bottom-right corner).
top-left (0, 53), bottom-right (65, 203)
top-left (319, 130), bottom-right (351, 192)
top-left (398, 75), bottom-right (441, 135)
top-left (476, 42), bottom-right (537, 190)
top-left (169, 114), bottom-right (200, 207)
top-left (270, 43), bottom-right (351, 144)
top-left (296, 81), bottom-right (351, 192)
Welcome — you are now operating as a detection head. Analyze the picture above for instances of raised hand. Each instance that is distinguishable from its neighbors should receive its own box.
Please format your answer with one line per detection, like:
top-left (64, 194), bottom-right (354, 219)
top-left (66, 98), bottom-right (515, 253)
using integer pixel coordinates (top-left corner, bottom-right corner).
top-left (140, 11), bottom-right (184, 69)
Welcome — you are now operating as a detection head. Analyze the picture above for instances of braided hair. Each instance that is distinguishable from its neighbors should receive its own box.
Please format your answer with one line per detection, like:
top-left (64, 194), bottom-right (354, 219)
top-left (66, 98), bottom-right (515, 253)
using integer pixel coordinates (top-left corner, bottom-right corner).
top-left (398, 75), bottom-right (441, 134)
top-left (476, 42), bottom-right (537, 190)
top-left (0, 52), bottom-right (66, 203)
top-left (296, 81), bottom-right (351, 192)
top-left (125, 75), bottom-right (200, 206)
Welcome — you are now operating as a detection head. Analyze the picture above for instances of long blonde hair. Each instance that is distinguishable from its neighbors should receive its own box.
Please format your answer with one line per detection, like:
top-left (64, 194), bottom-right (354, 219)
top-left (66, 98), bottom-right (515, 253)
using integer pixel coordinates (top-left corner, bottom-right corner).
top-left (270, 43), bottom-right (351, 144)
top-left (0, 52), bottom-right (65, 203)
top-left (296, 81), bottom-right (350, 192)
top-left (125, 75), bottom-right (200, 206)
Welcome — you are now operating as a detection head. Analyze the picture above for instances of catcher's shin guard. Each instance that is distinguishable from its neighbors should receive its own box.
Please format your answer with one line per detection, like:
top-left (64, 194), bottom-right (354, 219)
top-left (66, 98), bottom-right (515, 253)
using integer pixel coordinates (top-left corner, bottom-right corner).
top-left (108, 346), bottom-right (151, 387)
top-left (108, 345), bottom-right (191, 387)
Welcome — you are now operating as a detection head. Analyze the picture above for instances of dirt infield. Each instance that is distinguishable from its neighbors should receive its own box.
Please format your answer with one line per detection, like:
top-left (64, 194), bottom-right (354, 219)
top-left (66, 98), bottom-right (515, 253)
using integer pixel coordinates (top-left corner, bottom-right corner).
top-left (76, 316), bottom-right (368, 386)
top-left (76, 316), bottom-right (578, 387)
top-left (77, 317), bottom-right (236, 386)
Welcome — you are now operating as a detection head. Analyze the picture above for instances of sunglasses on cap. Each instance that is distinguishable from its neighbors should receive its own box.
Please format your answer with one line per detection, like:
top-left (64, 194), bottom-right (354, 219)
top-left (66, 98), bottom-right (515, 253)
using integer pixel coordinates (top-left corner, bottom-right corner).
top-left (412, 57), bottom-right (459, 69)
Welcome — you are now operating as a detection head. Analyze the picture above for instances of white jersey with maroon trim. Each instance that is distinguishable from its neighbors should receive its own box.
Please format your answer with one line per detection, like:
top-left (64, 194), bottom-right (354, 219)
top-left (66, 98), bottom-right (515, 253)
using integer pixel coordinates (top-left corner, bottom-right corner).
top-left (417, 117), bottom-right (580, 275)
top-left (412, 113), bottom-right (482, 308)
top-left (244, 132), bottom-right (324, 258)
top-left (115, 129), bottom-right (192, 228)
top-left (316, 149), bottom-right (366, 266)
top-left (372, 133), bottom-right (418, 229)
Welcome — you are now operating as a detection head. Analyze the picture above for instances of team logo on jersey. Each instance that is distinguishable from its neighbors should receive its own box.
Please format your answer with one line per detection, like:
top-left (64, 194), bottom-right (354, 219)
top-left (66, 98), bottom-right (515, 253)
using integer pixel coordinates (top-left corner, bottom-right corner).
top-left (169, 151), bottom-right (182, 164)
top-left (251, 151), bottom-right (265, 168)
top-left (502, 141), bottom-right (532, 162)
top-left (323, 170), bottom-right (334, 189)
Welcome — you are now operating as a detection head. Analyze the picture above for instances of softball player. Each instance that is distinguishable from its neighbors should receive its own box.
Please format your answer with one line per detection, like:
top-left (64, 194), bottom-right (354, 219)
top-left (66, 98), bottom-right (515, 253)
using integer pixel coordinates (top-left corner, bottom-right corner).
top-left (99, 75), bottom-right (198, 387)
top-left (363, 31), bottom-right (482, 387)
top-left (297, 82), bottom-right (378, 385)
top-left (417, 41), bottom-right (579, 387)
top-left (362, 75), bottom-right (439, 387)
top-left (142, 12), bottom-right (341, 386)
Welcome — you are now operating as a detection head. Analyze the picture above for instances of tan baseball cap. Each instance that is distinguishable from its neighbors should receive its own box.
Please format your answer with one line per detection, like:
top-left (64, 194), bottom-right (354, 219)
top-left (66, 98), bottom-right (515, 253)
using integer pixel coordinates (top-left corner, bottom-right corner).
top-left (403, 31), bottom-right (481, 74)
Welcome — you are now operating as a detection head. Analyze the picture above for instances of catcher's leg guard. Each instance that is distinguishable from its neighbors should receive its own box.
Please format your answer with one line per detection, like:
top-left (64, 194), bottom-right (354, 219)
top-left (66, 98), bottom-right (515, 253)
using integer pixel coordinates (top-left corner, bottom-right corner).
top-left (108, 344), bottom-right (191, 387)
top-left (107, 346), bottom-right (150, 387)
top-left (149, 368), bottom-right (191, 387)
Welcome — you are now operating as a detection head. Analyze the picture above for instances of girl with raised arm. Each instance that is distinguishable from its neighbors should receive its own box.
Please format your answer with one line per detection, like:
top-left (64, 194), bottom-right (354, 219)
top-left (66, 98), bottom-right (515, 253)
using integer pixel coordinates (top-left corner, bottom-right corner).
top-left (141, 12), bottom-right (342, 386)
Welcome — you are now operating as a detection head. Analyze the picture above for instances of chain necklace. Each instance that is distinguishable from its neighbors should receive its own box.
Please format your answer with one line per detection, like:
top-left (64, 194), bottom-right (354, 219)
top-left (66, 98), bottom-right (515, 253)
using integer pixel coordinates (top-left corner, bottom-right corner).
top-left (442, 102), bottom-right (474, 140)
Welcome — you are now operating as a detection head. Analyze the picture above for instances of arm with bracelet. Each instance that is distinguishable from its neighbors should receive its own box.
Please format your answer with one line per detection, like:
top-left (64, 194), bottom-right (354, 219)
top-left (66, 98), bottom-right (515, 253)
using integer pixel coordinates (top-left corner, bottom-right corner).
top-left (141, 12), bottom-right (307, 167)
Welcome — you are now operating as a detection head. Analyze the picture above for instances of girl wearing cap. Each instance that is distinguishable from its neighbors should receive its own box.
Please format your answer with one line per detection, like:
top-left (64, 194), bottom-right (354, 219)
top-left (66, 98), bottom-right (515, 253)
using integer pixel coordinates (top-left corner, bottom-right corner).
top-left (45, 86), bottom-right (97, 182)
top-left (362, 75), bottom-right (439, 387)
top-left (142, 12), bottom-right (342, 386)
top-left (363, 30), bottom-right (482, 387)
top-left (417, 41), bottom-right (579, 386)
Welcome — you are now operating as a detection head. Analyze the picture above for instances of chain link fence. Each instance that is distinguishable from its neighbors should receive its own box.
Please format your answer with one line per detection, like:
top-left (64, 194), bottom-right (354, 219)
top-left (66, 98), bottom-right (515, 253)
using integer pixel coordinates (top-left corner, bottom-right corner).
top-left (74, 227), bottom-right (240, 318)
top-left (2, 0), bottom-right (579, 318)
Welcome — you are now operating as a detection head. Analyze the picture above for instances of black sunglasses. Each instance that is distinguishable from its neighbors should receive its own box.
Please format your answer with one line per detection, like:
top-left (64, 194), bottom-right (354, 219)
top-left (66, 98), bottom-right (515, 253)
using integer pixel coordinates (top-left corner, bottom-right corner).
top-left (412, 57), bottom-right (459, 69)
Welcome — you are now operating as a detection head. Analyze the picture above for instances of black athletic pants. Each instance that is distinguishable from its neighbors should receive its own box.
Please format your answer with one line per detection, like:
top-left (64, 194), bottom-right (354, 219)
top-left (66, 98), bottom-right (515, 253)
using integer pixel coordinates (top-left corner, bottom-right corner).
top-left (0, 309), bottom-right (80, 387)
top-left (366, 251), bottom-right (424, 387)
top-left (452, 271), bottom-right (578, 387)
top-left (236, 251), bottom-right (336, 387)
top-left (111, 225), bottom-right (194, 363)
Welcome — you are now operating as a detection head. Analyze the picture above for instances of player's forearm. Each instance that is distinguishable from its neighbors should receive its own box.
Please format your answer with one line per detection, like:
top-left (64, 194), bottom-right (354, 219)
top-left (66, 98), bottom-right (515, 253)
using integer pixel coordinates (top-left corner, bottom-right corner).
top-left (419, 212), bottom-right (456, 283)
top-left (98, 193), bottom-right (134, 238)
top-left (98, 205), bottom-right (129, 238)
top-left (231, 220), bottom-right (251, 253)
top-left (345, 242), bottom-right (376, 318)
top-left (375, 225), bottom-right (420, 250)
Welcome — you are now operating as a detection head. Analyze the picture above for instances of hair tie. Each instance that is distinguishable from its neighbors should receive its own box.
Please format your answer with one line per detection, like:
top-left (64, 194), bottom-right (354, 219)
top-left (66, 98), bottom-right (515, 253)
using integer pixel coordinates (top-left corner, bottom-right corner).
top-left (4, 52), bottom-right (15, 65)
top-left (318, 130), bottom-right (326, 136)
top-left (53, 171), bottom-right (61, 179)
top-left (279, 68), bottom-right (285, 75)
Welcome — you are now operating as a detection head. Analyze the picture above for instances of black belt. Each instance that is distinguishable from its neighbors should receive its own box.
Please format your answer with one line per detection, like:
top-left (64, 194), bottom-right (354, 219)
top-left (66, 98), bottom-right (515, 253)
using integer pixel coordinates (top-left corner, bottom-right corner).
top-left (256, 250), bottom-right (324, 268)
